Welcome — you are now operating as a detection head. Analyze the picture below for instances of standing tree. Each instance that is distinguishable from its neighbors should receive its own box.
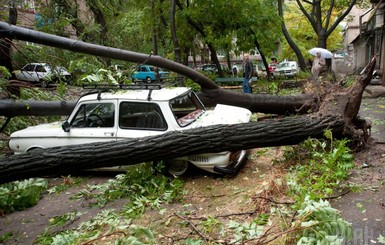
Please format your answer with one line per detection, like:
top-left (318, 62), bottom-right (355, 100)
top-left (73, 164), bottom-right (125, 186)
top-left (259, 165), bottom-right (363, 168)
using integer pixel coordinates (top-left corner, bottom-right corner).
top-left (278, 0), bottom-right (358, 70)
top-left (175, 0), bottom-right (281, 76)
top-left (0, 0), bottom-right (17, 72)
top-left (296, 0), bottom-right (357, 48)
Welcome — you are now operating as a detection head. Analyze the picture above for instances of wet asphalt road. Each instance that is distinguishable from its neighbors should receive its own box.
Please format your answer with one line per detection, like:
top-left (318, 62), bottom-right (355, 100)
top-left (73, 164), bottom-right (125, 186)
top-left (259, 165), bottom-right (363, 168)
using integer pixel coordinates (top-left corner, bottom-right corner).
top-left (331, 95), bottom-right (385, 244)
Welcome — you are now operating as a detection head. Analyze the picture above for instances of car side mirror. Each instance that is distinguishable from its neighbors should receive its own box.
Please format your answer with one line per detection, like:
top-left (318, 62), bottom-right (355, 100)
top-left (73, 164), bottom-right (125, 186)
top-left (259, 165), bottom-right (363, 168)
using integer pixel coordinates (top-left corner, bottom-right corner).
top-left (62, 121), bottom-right (70, 132)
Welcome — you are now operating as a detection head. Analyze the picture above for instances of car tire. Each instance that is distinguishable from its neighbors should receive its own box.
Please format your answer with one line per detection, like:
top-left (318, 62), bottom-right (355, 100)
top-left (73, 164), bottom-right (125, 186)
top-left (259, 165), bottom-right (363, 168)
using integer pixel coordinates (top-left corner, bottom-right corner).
top-left (146, 77), bottom-right (152, 83)
top-left (40, 80), bottom-right (49, 88)
top-left (165, 159), bottom-right (190, 176)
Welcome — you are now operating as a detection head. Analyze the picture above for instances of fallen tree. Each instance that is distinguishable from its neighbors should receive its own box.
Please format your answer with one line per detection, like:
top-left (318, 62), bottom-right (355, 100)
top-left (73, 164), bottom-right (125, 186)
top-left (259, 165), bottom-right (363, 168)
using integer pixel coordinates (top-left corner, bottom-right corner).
top-left (0, 115), bottom-right (344, 184)
top-left (0, 22), bottom-right (375, 183)
top-left (0, 57), bottom-right (375, 184)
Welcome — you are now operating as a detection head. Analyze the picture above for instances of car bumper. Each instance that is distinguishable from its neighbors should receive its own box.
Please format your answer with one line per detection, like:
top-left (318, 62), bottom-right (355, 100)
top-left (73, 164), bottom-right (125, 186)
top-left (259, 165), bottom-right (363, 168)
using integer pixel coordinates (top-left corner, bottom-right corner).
top-left (274, 71), bottom-right (298, 77)
top-left (187, 150), bottom-right (247, 175)
top-left (213, 150), bottom-right (248, 174)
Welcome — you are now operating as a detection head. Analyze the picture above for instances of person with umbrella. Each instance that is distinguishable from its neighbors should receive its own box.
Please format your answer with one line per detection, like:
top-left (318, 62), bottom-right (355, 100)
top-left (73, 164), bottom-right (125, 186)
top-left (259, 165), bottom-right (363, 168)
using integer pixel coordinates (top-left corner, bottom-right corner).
top-left (311, 51), bottom-right (326, 82)
top-left (309, 47), bottom-right (332, 82)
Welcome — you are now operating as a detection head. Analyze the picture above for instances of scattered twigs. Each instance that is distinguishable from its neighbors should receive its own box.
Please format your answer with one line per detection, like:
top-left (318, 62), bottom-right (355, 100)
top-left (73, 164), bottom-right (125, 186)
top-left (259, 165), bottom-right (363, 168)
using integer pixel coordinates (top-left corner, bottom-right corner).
top-left (174, 212), bottom-right (209, 243)
top-left (185, 209), bottom-right (258, 221)
top-left (254, 196), bottom-right (294, 205)
top-left (324, 189), bottom-right (351, 200)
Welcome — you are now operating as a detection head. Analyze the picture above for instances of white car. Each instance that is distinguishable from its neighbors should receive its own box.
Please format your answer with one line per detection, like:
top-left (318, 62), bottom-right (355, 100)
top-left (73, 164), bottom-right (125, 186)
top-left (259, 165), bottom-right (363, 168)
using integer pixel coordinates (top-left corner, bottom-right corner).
top-left (273, 61), bottom-right (300, 77)
top-left (9, 85), bottom-right (252, 176)
top-left (13, 63), bottom-right (72, 87)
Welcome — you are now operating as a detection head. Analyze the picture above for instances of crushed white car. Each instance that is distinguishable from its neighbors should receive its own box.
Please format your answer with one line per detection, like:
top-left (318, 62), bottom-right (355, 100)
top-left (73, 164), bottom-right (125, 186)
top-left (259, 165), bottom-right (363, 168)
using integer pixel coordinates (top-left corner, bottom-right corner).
top-left (9, 85), bottom-right (252, 176)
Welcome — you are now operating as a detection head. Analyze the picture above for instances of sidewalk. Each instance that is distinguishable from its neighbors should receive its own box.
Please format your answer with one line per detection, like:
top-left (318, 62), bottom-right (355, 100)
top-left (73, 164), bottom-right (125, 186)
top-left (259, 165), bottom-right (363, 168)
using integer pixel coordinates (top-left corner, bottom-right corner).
top-left (330, 91), bottom-right (385, 244)
top-left (364, 84), bottom-right (385, 99)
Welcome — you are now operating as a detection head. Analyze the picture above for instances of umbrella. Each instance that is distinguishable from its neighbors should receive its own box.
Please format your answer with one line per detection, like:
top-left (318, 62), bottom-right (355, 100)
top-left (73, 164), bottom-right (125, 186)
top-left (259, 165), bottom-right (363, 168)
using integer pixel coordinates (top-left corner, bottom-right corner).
top-left (308, 47), bottom-right (333, 59)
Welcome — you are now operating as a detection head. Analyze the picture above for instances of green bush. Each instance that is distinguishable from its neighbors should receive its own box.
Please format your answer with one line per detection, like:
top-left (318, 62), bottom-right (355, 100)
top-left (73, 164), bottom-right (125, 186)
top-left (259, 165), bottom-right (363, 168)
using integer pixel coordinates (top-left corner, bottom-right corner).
top-left (285, 130), bottom-right (354, 202)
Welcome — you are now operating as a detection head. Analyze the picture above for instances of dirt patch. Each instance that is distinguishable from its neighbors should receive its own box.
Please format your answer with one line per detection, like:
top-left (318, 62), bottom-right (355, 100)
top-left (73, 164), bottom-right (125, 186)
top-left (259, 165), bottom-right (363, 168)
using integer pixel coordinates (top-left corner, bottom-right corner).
top-left (1, 146), bottom-right (384, 244)
top-left (0, 148), bottom-right (288, 244)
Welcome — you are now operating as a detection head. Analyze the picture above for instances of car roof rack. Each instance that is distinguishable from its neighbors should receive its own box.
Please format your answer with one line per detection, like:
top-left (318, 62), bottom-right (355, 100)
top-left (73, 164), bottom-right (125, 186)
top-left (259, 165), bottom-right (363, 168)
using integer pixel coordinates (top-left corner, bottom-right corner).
top-left (82, 83), bottom-right (162, 90)
top-left (82, 83), bottom-right (163, 101)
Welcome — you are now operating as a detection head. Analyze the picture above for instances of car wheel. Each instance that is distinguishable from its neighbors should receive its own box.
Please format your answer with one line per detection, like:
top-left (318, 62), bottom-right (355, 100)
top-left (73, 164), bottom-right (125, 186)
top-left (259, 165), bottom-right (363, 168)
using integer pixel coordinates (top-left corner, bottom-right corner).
top-left (166, 159), bottom-right (190, 176)
top-left (40, 80), bottom-right (49, 88)
top-left (146, 77), bottom-right (152, 83)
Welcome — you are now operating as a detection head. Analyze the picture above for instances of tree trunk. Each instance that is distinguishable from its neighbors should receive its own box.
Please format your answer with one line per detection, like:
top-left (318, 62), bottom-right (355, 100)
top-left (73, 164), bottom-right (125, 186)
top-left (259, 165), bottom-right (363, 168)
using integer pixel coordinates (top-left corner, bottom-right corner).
top-left (88, 2), bottom-right (108, 45)
top-left (278, 0), bottom-right (306, 71)
top-left (0, 90), bottom-right (312, 118)
top-left (170, 0), bottom-right (181, 63)
top-left (250, 31), bottom-right (271, 78)
top-left (0, 1), bottom-right (16, 72)
top-left (0, 100), bottom-right (76, 117)
top-left (0, 115), bottom-right (344, 184)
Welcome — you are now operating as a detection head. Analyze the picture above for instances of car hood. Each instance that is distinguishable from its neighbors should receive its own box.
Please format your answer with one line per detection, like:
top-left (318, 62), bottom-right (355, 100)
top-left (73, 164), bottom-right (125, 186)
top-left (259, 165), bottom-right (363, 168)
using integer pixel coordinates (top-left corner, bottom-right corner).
top-left (10, 121), bottom-right (64, 138)
top-left (194, 104), bottom-right (252, 127)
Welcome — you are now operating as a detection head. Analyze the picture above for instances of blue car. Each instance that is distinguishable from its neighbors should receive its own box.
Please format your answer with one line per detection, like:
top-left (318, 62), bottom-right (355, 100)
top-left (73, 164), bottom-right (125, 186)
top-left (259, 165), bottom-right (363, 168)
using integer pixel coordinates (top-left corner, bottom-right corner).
top-left (131, 65), bottom-right (169, 83)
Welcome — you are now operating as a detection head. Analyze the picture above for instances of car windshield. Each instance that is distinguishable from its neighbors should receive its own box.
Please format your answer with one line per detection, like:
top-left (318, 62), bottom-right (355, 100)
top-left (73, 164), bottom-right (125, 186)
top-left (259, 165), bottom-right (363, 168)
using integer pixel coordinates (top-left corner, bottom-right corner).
top-left (170, 91), bottom-right (205, 127)
top-left (55, 66), bottom-right (68, 72)
top-left (278, 62), bottom-right (296, 69)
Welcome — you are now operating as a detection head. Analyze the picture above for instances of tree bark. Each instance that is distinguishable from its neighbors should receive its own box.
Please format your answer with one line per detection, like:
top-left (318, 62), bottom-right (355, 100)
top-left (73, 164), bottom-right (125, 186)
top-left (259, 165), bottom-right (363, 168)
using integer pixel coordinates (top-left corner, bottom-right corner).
top-left (0, 90), bottom-right (312, 118)
top-left (0, 115), bottom-right (344, 184)
top-left (0, 1), bottom-right (17, 72)
top-left (0, 100), bottom-right (76, 117)
top-left (278, 0), bottom-right (306, 71)
top-left (170, 0), bottom-right (181, 63)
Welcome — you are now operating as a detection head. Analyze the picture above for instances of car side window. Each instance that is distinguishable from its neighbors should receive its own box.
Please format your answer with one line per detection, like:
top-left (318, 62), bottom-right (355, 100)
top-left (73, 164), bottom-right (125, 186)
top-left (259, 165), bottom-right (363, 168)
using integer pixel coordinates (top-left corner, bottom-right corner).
top-left (71, 103), bottom-right (115, 128)
top-left (35, 65), bottom-right (46, 72)
top-left (23, 64), bottom-right (35, 72)
top-left (119, 102), bottom-right (166, 130)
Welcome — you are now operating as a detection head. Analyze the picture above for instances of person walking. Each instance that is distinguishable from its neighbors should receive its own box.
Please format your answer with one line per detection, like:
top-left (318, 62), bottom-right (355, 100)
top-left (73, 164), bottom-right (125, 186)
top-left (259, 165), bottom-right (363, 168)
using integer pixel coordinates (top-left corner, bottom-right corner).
top-left (311, 52), bottom-right (325, 82)
top-left (242, 53), bottom-right (253, 93)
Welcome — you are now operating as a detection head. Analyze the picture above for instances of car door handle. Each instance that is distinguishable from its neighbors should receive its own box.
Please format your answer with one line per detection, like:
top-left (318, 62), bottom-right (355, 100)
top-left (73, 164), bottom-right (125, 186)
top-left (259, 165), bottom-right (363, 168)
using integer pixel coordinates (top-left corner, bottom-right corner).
top-left (104, 132), bottom-right (115, 136)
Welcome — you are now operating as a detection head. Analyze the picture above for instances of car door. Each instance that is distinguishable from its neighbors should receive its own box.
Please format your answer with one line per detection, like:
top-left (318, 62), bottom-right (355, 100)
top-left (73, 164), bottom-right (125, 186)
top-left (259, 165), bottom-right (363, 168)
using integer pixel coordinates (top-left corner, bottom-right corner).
top-left (58, 100), bottom-right (118, 145)
top-left (117, 101), bottom-right (167, 139)
top-left (19, 64), bottom-right (38, 82)
top-left (34, 64), bottom-right (52, 81)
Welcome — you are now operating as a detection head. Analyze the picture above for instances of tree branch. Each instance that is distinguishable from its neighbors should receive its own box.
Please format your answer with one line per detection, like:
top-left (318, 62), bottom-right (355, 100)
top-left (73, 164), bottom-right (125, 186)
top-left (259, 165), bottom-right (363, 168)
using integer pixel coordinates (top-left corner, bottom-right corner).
top-left (326, 0), bottom-right (357, 37)
top-left (296, 0), bottom-right (317, 32)
top-left (174, 213), bottom-right (209, 242)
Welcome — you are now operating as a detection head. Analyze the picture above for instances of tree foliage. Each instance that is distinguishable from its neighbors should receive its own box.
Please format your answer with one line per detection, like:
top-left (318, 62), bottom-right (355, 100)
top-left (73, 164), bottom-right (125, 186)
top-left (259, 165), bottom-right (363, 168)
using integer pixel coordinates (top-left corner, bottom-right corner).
top-left (290, 0), bottom-right (357, 49)
top-left (280, 2), bottom-right (344, 61)
top-left (0, 0), bottom-right (367, 77)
